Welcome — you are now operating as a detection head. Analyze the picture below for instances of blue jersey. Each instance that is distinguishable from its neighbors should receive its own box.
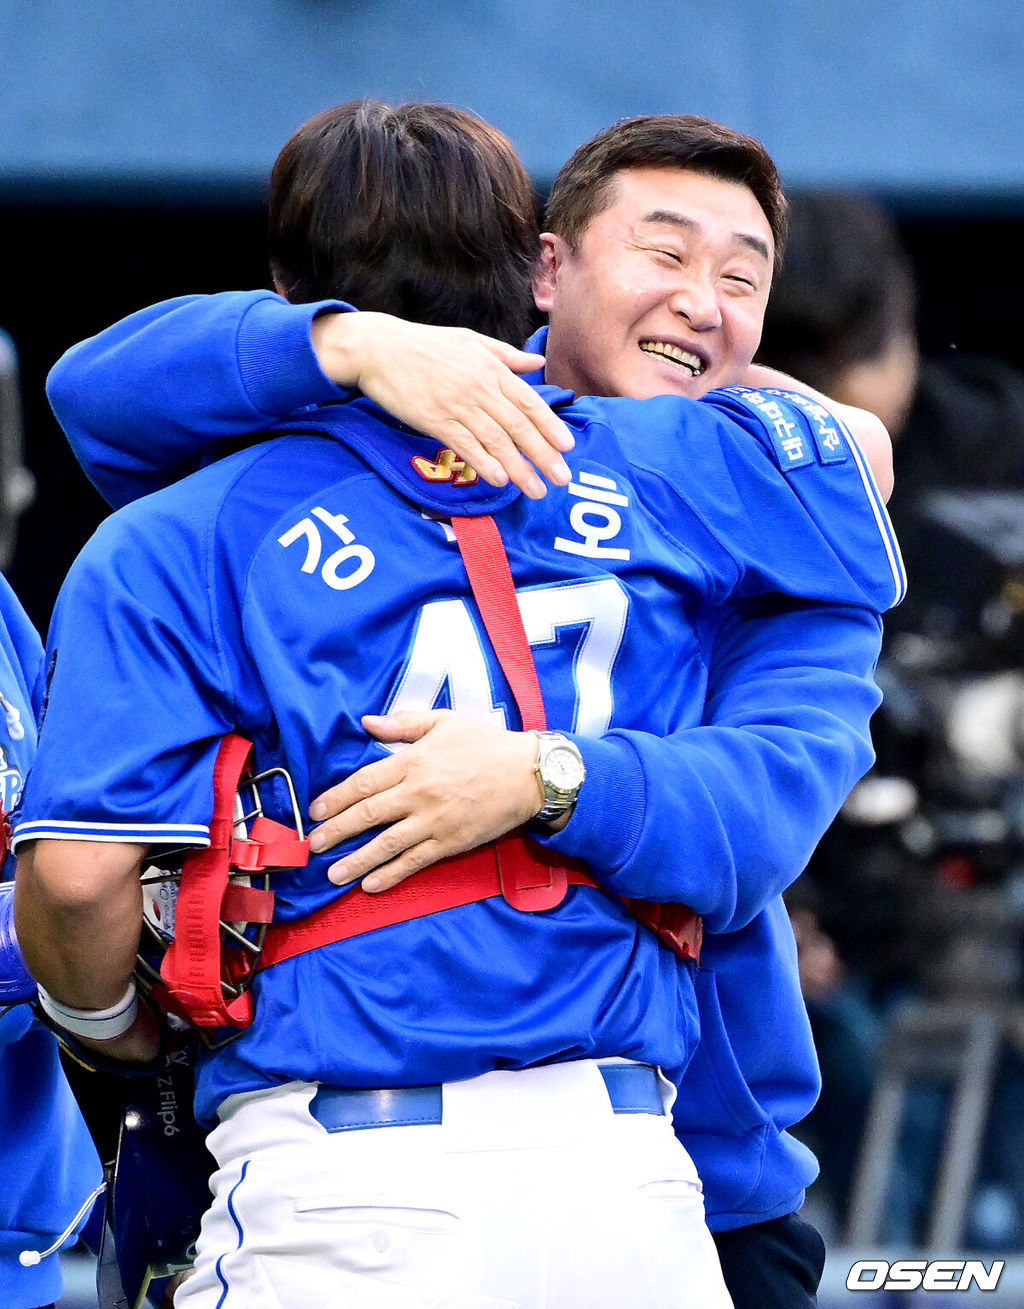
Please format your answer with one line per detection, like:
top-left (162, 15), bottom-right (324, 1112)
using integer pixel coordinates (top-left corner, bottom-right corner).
top-left (45, 292), bottom-right (903, 1222)
top-left (0, 573), bottom-right (101, 1308)
top-left (19, 382), bottom-right (897, 1130)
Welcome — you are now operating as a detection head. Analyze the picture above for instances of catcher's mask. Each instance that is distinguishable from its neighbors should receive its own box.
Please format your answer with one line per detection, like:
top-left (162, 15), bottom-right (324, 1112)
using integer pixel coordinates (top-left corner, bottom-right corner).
top-left (135, 734), bottom-right (309, 1044)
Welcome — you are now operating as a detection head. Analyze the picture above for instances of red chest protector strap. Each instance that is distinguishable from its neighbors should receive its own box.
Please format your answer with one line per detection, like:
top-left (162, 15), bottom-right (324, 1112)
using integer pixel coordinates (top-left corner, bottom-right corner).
top-left (452, 514), bottom-right (565, 911)
top-left (158, 735), bottom-right (306, 1028)
top-left (450, 515), bottom-right (547, 733)
top-left (262, 512), bottom-right (701, 973)
top-left (261, 838), bottom-right (599, 968)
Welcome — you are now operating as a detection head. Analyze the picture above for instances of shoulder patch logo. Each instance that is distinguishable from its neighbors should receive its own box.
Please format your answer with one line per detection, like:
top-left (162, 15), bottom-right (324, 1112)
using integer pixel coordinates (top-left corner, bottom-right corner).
top-left (411, 448), bottom-right (479, 486)
top-left (772, 392), bottom-right (848, 466)
top-left (742, 390), bottom-right (813, 469)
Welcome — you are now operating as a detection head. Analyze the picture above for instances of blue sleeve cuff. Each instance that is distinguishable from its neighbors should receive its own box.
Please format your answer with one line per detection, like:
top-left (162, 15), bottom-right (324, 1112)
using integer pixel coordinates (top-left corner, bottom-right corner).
top-left (235, 297), bottom-right (355, 417)
top-left (530, 732), bottom-right (647, 878)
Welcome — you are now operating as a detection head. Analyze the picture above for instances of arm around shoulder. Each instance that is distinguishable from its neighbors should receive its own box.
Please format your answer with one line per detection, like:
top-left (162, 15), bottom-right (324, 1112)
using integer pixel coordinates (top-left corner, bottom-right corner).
top-left (49, 291), bottom-right (349, 508)
top-left (534, 596), bottom-right (883, 931)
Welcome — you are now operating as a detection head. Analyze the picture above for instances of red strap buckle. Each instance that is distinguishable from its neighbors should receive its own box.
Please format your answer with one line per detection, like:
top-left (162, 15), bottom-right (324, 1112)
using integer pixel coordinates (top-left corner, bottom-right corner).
top-left (496, 833), bottom-right (569, 911)
top-left (230, 816), bottom-right (310, 873)
top-left (150, 978), bottom-right (255, 1029)
top-left (624, 899), bottom-right (703, 964)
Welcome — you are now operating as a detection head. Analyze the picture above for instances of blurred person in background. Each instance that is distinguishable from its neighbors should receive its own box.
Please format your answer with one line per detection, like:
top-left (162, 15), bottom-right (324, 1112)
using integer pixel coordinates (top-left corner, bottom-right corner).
top-left (0, 328), bottom-right (102, 1309)
top-left (759, 190), bottom-right (1024, 1246)
top-left (758, 190), bottom-right (1024, 639)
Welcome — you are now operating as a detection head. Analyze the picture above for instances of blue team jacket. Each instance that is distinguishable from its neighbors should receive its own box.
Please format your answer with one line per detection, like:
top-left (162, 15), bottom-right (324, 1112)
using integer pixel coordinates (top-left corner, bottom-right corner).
top-left (44, 291), bottom-right (904, 1229)
top-left (0, 574), bottom-right (101, 1307)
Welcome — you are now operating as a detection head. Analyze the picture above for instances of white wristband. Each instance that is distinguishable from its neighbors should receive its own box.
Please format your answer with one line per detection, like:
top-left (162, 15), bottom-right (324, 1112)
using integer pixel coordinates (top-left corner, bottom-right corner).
top-left (37, 980), bottom-right (139, 1041)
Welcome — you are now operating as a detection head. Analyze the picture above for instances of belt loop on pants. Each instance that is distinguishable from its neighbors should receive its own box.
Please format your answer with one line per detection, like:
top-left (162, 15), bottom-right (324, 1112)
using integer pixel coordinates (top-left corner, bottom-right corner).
top-left (309, 1062), bottom-right (663, 1133)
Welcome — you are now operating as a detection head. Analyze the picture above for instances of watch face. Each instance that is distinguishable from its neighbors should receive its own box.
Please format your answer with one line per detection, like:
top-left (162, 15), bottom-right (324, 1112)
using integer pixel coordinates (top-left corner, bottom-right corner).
top-left (546, 744), bottom-right (585, 791)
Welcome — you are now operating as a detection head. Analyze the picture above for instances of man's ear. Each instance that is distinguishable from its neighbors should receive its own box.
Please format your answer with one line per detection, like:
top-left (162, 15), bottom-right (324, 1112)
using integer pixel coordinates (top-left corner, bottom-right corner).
top-left (533, 233), bottom-right (568, 314)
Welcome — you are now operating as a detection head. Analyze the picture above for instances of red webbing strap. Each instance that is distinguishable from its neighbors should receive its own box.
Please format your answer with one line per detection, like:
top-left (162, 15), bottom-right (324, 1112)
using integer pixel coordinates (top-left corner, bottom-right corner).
top-left (450, 515), bottom-right (547, 733)
top-left (261, 837), bottom-right (600, 968)
top-left (258, 846), bottom-right (703, 966)
top-left (159, 734), bottom-right (259, 1027)
top-left (231, 816), bottom-right (309, 874)
top-left (623, 899), bottom-right (703, 964)
top-left (155, 807), bottom-right (307, 1027)
top-left (450, 514), bottom-right (572, 909)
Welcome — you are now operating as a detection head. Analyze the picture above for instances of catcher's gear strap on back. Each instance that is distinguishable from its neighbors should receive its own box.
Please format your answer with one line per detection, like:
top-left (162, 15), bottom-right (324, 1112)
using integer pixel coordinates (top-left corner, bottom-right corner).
top-left (264, 512), bottom-right (701, 969)
top-left (163, 515), bottom-right (701, 1032)
top-left (262, 837), bottom-right (601, 966)
top-left (453, 512), bottom-right (567, 910)
top-left (450, 514), bottom-right (547, 733)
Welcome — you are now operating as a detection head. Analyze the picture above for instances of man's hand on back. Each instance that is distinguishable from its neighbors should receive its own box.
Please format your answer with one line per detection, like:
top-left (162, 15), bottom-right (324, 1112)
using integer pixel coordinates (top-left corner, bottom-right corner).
top-left (308, 710), bottom-right (546, 892)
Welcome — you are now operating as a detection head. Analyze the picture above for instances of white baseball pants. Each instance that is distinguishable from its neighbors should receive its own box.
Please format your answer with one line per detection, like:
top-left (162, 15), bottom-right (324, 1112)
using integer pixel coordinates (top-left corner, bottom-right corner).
top-left (175, 1060), bottom-right (733, 1309)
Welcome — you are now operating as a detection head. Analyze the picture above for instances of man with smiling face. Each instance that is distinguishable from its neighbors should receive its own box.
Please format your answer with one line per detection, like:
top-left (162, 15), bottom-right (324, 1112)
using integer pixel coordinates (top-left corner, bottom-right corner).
top-left (535, 163), bottom-right (775, 403)
top-left (526, 122), bottom-right (876, 1306)
top-left (43, 113), bottom-right (897, 1309)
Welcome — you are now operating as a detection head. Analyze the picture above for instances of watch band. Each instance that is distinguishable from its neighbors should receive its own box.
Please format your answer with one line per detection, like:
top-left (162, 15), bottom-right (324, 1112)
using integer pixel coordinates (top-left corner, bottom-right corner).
top-left (534, 731), bottom-right (586, 822)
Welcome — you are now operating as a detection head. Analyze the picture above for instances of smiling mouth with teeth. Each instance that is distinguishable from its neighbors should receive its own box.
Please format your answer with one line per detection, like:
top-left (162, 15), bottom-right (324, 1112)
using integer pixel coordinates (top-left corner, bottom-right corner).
top-left (639, 340), bottom-right (705, 376)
